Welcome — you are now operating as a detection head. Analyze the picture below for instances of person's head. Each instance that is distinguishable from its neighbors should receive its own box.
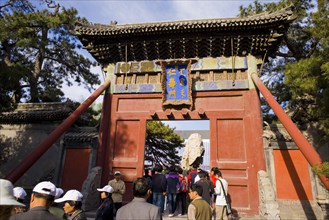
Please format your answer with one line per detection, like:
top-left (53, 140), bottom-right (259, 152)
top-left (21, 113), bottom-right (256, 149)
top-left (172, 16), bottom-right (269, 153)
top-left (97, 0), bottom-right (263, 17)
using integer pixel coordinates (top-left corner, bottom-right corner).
top-left (54, 188), bottom-right (64, 200)
top-left (144, 169), bottom-right (150, 177)
top-left (154, 165), bottom-right (163, 173)
top-left (192, 164), bottom-right (198, 170)
top-left (0, 179), bottom-right (25, 220)
top-left (114, 171), bottom-right (121, 180)
top-left (210, 167), bottom-right (219, 175)
top-left (30, 181), bottom-right (56, 208)
top-left (214, 170), bottom-right (222, 178)
top-left (169, 165), bottom-right (176, 173)
top-left (198, 170), bottom-right (207, 179)
top-left (133, 178), bottom-right (151, 198)
top-left (97, 185), bottom-right (114, 200)
top-left (54, 190), bottom-right (83, 214)
top-left (177, 167), bottom-right (183, 175)
top-left (13, 187), bottom-right (27, 203)
top-left (188, 184), bottom-right (203, 200)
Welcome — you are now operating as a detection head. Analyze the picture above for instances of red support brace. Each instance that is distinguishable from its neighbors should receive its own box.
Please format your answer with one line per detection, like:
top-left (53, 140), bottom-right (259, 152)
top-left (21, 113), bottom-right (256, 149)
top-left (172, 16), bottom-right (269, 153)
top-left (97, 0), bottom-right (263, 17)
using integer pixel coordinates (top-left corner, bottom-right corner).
top-left (251, 73), bottom-right (329, 190)
top-left (6, 80), bottom-right (111, 183)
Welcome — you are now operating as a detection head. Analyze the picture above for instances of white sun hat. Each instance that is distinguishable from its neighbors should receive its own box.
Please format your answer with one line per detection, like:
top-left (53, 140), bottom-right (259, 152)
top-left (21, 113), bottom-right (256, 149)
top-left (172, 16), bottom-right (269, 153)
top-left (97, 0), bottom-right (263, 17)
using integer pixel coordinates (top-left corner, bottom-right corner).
top-left (0, 179), bottom-right (25, 207)
top-left (97, 185), bottom-right (114, 193)
top-left (54, 190), bottom-right (83, 203)
top-left (55, 188), bottom-right (64, 199)
top-left (32, 181), bottom-right (56, 196)
top-left (13, 187), bottom-right (27, 200)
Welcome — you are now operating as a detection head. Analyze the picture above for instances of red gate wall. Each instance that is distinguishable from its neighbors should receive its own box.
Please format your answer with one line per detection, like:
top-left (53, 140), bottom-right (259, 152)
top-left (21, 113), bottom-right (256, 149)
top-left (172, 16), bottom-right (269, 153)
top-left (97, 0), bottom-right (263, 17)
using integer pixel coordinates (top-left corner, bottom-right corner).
top-left (274, 149), bottom-right (313, 200)
top-left (98, 88), bottom-right (265, 215)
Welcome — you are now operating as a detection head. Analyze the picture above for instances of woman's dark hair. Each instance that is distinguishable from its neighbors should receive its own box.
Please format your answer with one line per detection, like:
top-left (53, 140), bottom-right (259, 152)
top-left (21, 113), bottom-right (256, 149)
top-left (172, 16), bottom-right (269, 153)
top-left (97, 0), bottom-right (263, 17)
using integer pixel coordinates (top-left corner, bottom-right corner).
top-left (211, 167), bottom-right (219, 172)
top-left (177, 167), bottom-right (183, 174)
top-left (214, 170), bottom-right (222, 177)
top-left (66, 200), bottom-right (82, 210)
top-left (133, 178), bottom-right (151, 198)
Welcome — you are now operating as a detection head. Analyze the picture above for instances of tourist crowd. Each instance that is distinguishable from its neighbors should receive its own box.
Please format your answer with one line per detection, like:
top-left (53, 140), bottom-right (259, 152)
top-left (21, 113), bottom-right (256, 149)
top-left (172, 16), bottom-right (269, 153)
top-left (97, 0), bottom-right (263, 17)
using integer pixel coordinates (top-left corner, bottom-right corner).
top-left (0, 165), bottom-right (230, 220)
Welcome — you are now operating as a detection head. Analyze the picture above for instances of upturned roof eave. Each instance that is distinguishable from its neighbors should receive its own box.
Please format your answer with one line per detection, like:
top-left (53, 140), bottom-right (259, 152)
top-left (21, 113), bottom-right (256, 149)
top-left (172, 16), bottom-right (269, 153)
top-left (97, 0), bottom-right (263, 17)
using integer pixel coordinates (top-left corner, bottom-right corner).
top-left (75, 5), bottom-right (295, 37)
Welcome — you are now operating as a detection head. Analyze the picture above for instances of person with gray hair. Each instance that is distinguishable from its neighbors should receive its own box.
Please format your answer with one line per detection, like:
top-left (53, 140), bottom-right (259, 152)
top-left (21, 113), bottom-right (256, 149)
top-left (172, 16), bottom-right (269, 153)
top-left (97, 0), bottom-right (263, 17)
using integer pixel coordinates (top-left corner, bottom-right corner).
top-left (117, 178), bottom-right (162, 220)
top-left (0, 179), bottom-right (25, 220)
top-left (10, 181), bottom-right (62, 220)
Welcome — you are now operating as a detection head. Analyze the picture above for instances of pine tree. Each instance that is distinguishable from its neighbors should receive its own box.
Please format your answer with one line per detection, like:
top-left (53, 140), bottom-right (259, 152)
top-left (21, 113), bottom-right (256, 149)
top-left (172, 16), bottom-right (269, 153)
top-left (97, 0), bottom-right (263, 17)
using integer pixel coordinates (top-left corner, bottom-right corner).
top-left (239, 0), bottom-right (329, 137)
top-left (145, 121), bottom-right (184, 168)
top-left (0, 0), bottom-right (100, 111)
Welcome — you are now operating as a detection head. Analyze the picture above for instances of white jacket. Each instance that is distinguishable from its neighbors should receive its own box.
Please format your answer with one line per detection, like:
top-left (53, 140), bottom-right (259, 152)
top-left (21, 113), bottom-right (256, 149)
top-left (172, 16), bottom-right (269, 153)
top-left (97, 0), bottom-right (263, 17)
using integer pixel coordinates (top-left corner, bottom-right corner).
top-left (214, 178), bottom-right (228, 206)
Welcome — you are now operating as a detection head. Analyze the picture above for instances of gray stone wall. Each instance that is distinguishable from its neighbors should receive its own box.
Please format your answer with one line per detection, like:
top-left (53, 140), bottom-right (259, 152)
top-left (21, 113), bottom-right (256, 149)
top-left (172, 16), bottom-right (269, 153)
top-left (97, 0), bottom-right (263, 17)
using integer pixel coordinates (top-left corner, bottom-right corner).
top-left (0, 123), bottom-right (63, 186)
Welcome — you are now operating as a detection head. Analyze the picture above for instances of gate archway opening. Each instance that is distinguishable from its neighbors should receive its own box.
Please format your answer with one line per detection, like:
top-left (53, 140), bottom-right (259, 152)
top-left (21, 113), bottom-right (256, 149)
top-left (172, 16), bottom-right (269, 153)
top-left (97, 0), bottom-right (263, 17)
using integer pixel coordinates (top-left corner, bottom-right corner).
top-left (143, 120), bottom-right (210, 171)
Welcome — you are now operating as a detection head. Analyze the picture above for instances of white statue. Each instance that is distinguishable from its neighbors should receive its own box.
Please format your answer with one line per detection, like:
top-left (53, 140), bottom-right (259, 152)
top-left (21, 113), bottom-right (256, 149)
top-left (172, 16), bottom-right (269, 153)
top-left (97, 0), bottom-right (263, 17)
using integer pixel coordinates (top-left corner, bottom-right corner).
top-left (180, 133), bottom-right (205, 170)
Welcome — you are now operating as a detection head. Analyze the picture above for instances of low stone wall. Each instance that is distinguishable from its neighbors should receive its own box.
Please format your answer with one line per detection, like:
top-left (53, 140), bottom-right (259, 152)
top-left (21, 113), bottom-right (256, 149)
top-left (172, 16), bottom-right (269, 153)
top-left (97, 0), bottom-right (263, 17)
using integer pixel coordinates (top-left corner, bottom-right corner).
top-left (0, 123), bottom-right (63, 186)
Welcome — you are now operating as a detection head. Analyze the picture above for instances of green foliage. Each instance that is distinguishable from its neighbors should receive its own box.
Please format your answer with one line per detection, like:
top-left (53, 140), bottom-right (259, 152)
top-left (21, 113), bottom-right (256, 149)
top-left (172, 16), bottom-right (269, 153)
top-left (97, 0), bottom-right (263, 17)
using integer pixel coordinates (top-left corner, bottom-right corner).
top-left (66, 101), bottom-right (102, 127)
top-left (145, 121), bottom-right (184, 168)
top-left (0, 0), bottom-right (100, 110)
top-left (239, 0), bottom-right (329, 137)
top-left (312, 162), bottom-right (329, 178)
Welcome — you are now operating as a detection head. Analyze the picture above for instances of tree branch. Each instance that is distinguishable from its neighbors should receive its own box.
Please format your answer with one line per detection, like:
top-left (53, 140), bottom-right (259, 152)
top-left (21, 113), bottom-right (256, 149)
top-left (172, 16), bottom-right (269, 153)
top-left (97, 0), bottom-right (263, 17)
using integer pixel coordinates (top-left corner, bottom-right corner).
top-left (0, 0), bottom-right (13, 10)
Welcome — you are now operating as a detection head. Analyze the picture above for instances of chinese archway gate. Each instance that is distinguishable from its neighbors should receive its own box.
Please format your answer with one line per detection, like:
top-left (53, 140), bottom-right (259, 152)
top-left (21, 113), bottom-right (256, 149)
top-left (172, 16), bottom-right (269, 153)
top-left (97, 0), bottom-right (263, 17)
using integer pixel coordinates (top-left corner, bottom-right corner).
top-left (75, 6), bottom-right (296, 216)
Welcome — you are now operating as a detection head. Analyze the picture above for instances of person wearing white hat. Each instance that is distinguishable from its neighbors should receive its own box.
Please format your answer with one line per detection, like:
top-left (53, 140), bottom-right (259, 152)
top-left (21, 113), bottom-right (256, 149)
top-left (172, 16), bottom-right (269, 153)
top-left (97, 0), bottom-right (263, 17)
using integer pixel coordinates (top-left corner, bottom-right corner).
top-left (55, 188), bottom-right (64, 200)
top-left (12, 187), bottom-right (27, 214)
top-left (54, 190), bottom-right (86, 220)
top-left (0, 179), bottom-right (25, 220)
top-left (49, 188), bottom-right (66, 219)
top-left (108, 171), bottom-right (125, 216)
top-left (10, 181), bottom-right (61, 220)
top-left (95, 185), bottom-right (114, 220)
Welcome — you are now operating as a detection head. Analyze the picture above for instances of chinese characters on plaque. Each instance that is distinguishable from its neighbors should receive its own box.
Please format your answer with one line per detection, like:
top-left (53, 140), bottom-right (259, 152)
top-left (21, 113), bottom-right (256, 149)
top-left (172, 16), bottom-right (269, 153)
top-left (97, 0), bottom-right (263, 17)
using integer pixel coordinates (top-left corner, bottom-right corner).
top-left (161, 60), bottom-right (192, 109)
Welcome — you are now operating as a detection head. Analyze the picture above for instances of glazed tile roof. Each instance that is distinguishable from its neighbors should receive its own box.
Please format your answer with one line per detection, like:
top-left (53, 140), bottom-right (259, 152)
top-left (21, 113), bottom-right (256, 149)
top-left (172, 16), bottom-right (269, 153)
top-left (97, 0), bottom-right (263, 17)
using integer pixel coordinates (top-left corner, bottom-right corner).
top-left (0, 110), bottom-right (71, 124)
top-left (0, 103), bottom-right (87, 125)
top-left (75, 6), bottom-right (295, 64)
top-left (63, 127), bottom-right (99, 143)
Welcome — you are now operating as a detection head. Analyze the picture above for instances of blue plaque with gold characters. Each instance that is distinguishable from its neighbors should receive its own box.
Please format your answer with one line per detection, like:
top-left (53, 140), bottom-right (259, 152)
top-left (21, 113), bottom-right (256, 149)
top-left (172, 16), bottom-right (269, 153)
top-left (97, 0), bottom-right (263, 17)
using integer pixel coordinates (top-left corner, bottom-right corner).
top-left (160, 60), bottom-right (193, 109)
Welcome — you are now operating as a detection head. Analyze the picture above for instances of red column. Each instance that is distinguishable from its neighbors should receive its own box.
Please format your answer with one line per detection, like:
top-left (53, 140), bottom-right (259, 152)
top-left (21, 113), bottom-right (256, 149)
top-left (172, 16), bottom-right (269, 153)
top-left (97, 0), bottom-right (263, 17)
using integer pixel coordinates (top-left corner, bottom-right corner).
top-left (251, 73), bottom-right (329, 190)
top-left (6, 80), bottom-right (111, 183)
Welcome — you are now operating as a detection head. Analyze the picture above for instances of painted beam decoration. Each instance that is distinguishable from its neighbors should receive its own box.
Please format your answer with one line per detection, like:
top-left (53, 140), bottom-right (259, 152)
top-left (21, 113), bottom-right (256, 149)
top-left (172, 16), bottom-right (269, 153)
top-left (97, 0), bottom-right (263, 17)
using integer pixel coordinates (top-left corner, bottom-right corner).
top-left (161, 60), bottom-right (193, 109)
